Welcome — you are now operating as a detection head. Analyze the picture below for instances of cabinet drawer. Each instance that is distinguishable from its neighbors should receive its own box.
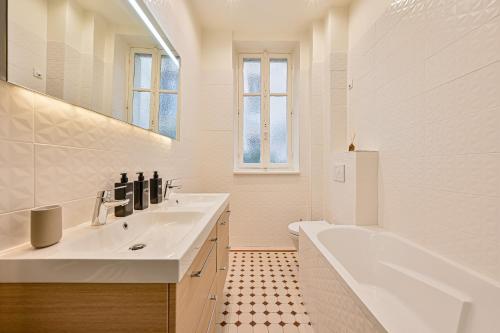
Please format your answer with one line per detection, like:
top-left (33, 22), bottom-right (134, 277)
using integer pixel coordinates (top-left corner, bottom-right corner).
top-left (196, 276), bottom-right (217, 333)
top-left (169, 226), bottom-right (217, 333)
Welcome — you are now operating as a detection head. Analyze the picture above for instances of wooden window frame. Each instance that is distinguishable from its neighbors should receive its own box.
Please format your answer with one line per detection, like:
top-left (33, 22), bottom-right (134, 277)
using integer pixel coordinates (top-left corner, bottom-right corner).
top-left (237, 52), bottom-right (293, 170)
top-left (127, 47), bottom-right (180, 139)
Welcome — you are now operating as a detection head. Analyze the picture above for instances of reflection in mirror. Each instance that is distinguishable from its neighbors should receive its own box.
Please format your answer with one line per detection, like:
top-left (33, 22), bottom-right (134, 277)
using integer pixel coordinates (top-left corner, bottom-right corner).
top-left (7, 0), bottom-right (180, 139)
top-left (129, 48), bottom-right (179, 138)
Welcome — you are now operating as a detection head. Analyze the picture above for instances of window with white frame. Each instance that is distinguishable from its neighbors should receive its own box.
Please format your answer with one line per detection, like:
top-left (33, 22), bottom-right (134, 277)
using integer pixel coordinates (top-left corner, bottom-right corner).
top-left (128, 48), bottom-right (180, 139)
top-left (237, 53), bottom-right (293, 170)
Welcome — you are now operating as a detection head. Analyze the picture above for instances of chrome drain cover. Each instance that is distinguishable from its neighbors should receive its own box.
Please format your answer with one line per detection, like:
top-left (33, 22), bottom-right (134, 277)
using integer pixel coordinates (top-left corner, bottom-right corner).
top-left (129, 243), bottom-right (146, 251)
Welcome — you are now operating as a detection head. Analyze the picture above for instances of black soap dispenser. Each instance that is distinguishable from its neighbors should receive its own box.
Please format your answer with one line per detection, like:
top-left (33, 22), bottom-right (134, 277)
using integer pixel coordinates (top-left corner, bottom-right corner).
top-left (150, 171), bottom-right (163, 204)
top-left (115, 173), bottom-right (134, 217)
top-left (134, 172), bottom-right (149, 210)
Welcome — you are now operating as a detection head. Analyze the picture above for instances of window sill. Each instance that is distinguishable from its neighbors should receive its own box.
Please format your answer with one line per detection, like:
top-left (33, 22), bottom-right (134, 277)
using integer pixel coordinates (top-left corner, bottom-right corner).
top-left (233, 169), bottom-right (300, 175)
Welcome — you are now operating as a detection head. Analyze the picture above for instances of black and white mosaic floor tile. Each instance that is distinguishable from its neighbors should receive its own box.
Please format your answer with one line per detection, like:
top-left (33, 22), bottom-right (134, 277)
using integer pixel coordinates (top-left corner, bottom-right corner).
top-left (217, 251), bottom-right (313, 333)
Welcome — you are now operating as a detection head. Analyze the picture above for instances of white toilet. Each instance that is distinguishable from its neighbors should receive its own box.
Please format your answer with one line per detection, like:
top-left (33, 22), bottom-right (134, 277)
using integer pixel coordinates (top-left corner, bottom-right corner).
top-left (288, 220), bottom-right (329, 249)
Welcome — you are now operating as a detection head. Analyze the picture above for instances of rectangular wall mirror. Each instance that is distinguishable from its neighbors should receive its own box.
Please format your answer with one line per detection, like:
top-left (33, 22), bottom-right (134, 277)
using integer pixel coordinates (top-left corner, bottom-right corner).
top-left (4, 0), bottom-right (180, 139)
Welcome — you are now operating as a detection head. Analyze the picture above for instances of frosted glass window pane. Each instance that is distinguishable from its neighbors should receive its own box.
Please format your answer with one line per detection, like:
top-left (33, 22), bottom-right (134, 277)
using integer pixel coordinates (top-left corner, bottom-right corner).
top-left (160, 55), bottom-right (179, 90)
top-left (133, 54), bottom-right (152, 89)
top-left (243, 96), bottom-right (261, 163)
top-left (270, 96), bottom-right (288, 163)
top-left (270, 59), bottom-right (287, 94)
top-left (243, 59), bottom-right (261, 93)
top-left (158, 93), bottom-right (177, 139)
top-left (132, 91), bottom-right (151, 130)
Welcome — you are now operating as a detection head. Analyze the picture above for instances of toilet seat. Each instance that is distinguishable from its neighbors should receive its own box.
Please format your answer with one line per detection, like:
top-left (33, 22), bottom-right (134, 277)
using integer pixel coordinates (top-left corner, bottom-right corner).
top-left (288, 222), bottom-right (301, 236)
top-left (288, 221), bottom-right (328, 236)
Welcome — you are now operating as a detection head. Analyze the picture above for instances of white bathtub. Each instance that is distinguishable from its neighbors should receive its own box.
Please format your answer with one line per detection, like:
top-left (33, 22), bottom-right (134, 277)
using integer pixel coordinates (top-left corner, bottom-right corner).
top-left (299, 224), bottom-right (500, 333)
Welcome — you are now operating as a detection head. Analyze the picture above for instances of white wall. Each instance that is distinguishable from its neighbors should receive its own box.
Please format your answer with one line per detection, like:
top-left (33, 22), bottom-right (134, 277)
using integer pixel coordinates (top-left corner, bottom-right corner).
top-left (348, 0), bottom-right (390, 47)
top-left (200, 30), bottom-right (313, 248)
top-left (348, 0), bottom-right (500, 281)
top-left (197, 7), bottom-right (352, 248)
top-left (0, 0), bottom-right (203, 251)
top-left (111, 35), bottom-right (129, 121)
top-left (146, 0), bottom-right (203, 188)
top-left (9, 0), bottom-right (155, 119)
top-left (320, 8), bottom-right (349, 224)
top-left (8, 0), bottom-right (48, 93)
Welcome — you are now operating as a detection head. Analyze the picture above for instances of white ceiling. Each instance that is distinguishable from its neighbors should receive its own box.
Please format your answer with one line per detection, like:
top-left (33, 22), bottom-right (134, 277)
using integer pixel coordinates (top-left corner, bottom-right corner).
top-left (189, 0), bottom-right (352, 34)
top-left (73, 0), bottom-right (142, 28)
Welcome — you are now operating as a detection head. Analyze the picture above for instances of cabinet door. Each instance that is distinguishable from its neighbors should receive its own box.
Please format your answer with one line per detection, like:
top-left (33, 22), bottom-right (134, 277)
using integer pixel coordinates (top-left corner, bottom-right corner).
top-left (216, 206), bottom-right (230, 317)
top-left (216, 206), bottom-right (230, 271)
top-left (195, 277), bottom-right (217, 333)
top-left (169, 226), bottom-right (217, 333)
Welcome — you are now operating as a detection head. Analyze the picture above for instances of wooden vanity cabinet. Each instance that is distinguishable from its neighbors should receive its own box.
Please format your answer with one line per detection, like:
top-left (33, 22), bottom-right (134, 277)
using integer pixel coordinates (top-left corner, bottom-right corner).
top-left (0, 205), bottom-right (231, 333)
top-left (170, 205), bottom-right (230, 333)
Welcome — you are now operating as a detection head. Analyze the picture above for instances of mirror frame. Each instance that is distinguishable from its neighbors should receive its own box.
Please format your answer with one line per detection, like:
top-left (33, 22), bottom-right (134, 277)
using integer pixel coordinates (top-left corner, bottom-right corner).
top-left (0, 0), bottom-right (6, 81)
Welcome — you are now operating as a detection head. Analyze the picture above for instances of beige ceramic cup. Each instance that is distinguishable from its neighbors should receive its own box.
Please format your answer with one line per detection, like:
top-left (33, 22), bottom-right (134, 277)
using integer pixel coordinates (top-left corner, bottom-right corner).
top-left (31, 205), bottom-right (62, 248)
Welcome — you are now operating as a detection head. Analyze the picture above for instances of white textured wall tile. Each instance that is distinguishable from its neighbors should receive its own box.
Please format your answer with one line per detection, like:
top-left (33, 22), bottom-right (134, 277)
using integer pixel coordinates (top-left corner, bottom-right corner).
top-left (34, 94), bottom-right (113, 151)
top-left (311, 144), bottom-right (324, 220)
top-left (200, 130), bottom-right (234, 193)
top-left (0, 82), bottom-right (34, 143)
top-left (349, 0), bottom-right (500, 281)
top-left (331, 88), bottom-right (347, 106)
top-left (61, 198), bottom-right (95, 229)
top-left (0, 211), bottom-right (31, 251)
top-left (35, 145), bottom-right (104, 206)
top-left (0, 141), bottom-right (34, 213)
top-left (200, 84), bottom-right (234, 131)
top-left (331, 70), bottom-right (347, 89)
top-left (300, 233), bottom-right (387, 333)
top-left (330, 52), bottom-right (348, 71)
top-left (310, 95), bottom-right (324, 145)
top-left (230, 189), bottom-right (310, 247)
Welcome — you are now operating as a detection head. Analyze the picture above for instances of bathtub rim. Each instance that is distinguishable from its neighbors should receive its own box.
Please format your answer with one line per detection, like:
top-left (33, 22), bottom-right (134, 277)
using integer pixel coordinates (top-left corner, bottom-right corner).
top-left (299, 224), bottom-right (500, 333)
top-left (300, 224), bottom-right (382, 327)
top-left (301, 224), bottom-right (500, 289)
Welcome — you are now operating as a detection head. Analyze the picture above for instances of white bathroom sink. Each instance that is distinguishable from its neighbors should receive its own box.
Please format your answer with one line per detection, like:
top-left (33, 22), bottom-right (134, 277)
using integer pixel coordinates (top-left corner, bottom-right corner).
top-left (165, 193), bottom-right (221, 207)
top-left (57, 210), bottom-right (204, 255)
top-left (0, 193), bottom-right (230, 283)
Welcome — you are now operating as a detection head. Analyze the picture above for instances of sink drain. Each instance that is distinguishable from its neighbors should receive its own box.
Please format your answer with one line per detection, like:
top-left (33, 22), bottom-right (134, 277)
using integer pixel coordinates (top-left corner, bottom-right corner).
top-left (129, 243), bottom-right (146, 251)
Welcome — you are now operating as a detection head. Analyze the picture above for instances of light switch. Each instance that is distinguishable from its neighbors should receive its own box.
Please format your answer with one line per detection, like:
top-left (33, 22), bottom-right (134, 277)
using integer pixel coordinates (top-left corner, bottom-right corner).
top-left (334, 164), bottom-right (345, 183)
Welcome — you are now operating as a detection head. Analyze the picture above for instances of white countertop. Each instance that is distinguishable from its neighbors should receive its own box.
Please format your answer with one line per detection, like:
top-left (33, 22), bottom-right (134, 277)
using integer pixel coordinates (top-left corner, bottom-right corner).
top-left (0, 193), bottom-right (230, 283)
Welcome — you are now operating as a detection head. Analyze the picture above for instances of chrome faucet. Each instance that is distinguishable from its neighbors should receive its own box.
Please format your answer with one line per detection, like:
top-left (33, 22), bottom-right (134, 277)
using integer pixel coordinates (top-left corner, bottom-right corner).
top-left (91, 189), bottom-right (130, 226)
top-left (163, 178), bottom-right (182, 200)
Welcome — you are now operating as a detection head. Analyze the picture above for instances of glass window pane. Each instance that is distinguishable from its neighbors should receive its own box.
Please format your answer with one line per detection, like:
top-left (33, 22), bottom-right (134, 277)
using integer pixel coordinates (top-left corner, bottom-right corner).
top-left (243, 96), bottom-right (261, 163)
top-left (158, 93), bottom-right (177, 139)
top-left (160, 55), bottom-right (179, 90)
top-left (243, 59), bottom-right (261, 93)
top-left (270, 59), bottom-right (288, 94)
top-left (270, 96), bottom-right (288, 163)
top-left (133, 53), bottom-right (152, 89)
top-left (132, 91), bottom-right (151, 130)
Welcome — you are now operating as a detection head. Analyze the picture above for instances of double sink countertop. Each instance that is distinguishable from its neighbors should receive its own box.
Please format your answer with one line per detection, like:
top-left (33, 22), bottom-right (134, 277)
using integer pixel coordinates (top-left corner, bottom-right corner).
top-left (0, 193), bottom-right (230, 284)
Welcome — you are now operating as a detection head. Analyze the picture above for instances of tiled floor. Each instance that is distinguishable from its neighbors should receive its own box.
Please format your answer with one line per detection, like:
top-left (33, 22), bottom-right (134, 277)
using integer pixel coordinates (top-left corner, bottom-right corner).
top-left (217, 251), bottom-right (314, 333)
